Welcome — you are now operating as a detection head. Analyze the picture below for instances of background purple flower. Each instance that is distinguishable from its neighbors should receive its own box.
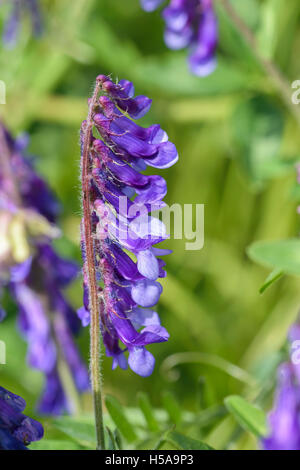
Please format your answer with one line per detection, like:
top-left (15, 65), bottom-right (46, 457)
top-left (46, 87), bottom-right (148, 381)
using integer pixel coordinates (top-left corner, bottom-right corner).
top-left (141, 0), bottom-right (165, 11)
top-left (0, 385), bottom-right (43, 450)
top-left (262, 323), bottom-right (300, 450)
top-left (0, 124), bottom-right (89, 415)
top-left (1, 0), bottom-right (42, 48)
top-left (140, 0), bottom-right (218, 76)
top-left (80, 76), bottom-right (178, 377)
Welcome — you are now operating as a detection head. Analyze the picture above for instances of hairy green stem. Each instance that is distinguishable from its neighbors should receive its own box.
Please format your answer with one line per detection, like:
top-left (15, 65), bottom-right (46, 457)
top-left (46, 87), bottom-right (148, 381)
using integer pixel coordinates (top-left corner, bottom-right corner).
top-left (81, 80), bottom-right (105, 450)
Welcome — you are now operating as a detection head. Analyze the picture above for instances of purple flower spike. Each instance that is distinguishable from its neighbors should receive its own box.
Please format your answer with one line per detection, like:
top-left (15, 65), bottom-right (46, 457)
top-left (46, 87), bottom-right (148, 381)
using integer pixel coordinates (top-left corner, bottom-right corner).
top-left (140, 0), bottom-right (218, 77)
top-left (0, 385), bottom-right (43, 449)
top-left (2, 0), bottom-right (42, 48)
top-left (80, 76), bottom-right (177, 376)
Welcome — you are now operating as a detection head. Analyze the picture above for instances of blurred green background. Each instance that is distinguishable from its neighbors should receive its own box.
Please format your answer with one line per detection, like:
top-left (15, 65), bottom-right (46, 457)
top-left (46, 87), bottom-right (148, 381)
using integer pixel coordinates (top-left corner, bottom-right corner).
top-left (1, 0), bottom-right (300, 450)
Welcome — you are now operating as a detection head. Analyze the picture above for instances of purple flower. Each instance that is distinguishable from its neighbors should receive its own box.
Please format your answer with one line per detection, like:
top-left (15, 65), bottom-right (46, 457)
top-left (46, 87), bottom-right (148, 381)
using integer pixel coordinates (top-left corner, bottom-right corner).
top-left (140, 0), bottom-right (218, 76)
top-left (1, 0), bottom-right (42, 48)
top-left (0, 124), bottom-right (89, 415)
top-left (262, 324), bottom-right (300, 450)
top-left (0, 385), bottom-right (43, 450)
top-left (79, 76), bottom-right (177, 377)
top-left (141, 0), bottom-right (165, 11)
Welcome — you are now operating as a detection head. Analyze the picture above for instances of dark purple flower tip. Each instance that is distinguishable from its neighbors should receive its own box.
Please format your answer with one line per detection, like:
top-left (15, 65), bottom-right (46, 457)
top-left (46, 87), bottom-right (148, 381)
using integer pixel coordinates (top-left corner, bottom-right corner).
top-left (0, 386), bottom-right (26, 413)
top-left (0, 428), bottom-right (28, 450)
top-left (100, 79), bottom-right (153, 119)
top-left (96, 74), bottom-right (109, 83)
top-left (0, 385), bottom-right (44, 450)
top-left (13, 415), bottom-right (44, 444)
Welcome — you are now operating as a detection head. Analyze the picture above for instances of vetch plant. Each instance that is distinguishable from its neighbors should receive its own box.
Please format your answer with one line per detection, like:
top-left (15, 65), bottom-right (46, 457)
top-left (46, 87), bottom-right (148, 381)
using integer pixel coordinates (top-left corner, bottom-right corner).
top-left (140, 0), bottom-right (218, 76)
top-left (79, 75), bottom-right (178, 449)
top-left (0, 385), bottom-right (43, 450)
top-left (0, 124), bottom-right (89, 415)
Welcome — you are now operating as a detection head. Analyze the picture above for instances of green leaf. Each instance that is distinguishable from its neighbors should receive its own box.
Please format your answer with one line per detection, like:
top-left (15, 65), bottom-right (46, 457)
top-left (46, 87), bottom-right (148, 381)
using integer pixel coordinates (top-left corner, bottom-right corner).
top-left (105, 395), bottom-right (137, 443)
top-left (106, 426), bottom-right (117, 450)
top-left (224, 395), bottom-right (268, 437)
top-left (167, 431), bottom-right (213, 450)
top-left (162, 391), bottom-right (182, 425)
top-left (247, 239), bottom-right (300, 276)
top-left (29, 439), bottom-right (82, 451)
top-left (114, 428), bottom-right (123, 451)
top-left (52, 417), bottom-right (96, 448)
top-left (137, 392), bottom-right (160, 432)
top-left (259, 268), bottom-right (284, 293)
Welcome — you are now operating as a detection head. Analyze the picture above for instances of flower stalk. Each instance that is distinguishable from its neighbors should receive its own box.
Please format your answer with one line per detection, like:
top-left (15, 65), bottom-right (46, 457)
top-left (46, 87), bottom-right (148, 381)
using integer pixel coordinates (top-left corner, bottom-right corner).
top-left (81, 79), bottom-right (105, 450)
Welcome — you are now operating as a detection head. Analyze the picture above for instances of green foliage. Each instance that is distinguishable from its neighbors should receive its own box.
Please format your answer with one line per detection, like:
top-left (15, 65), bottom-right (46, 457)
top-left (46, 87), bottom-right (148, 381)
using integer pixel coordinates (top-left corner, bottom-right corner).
top-left (259, 269), bottom-right (284, 293)
top-left (40, 392), bottom-right (216, 450)
top-left (137, 392), bottom-right (160, 432)
top-left (224, 395), bottom-right (268, 438)
top-left (162, 391), bottom-right (182, 425)
top-left (167, 431), bottom-right (213, 451)
top-left (105, 395), bottom-right (137, 443)
top-left (52, 416), bottom-right (97, 448)
top-left (1, 0), bottom-right (300, 451)
top-left (247, 239), bottom-right (300, 277)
